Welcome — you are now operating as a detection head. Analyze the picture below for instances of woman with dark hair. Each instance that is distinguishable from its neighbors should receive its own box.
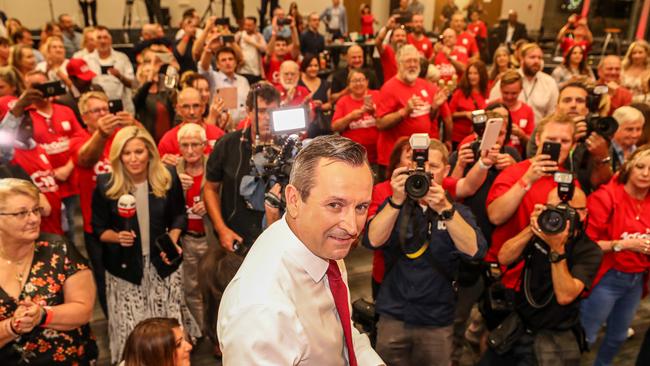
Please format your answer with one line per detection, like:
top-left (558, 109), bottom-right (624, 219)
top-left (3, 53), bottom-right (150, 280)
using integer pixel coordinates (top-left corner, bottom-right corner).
top-left (581, 145), bottom-right (650, 366)
top-left (8, 44), bottom-right (36, 77)
top-left (631, 102), bottom-right (650, 146)
top-left (0, 65), bottom-right (24, 97)
top-left (449, 60), bottom-right (488, 149)
top-left (288, 2), bottom-right (304, 34)
top-left (299, 53), bottom-right (331, 137)
top-left (551, 45), bottom-right (595, 88)
top-left (121, 317), bottom-right (192, 366)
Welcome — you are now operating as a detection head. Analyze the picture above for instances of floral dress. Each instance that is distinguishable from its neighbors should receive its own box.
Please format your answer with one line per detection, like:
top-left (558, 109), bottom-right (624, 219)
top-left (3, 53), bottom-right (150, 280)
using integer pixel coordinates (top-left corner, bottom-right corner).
top-left (0, 236), bottom-right (96, 365)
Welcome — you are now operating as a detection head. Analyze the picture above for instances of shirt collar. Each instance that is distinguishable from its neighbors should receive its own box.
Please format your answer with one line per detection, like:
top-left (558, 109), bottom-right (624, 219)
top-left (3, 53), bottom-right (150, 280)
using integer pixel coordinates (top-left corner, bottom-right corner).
top-left (279, 216), bottom-right (329, 283)
top-left (611, 140), bottom-right (636, 157)
top-left (216, 70), bottom-right (238, 83)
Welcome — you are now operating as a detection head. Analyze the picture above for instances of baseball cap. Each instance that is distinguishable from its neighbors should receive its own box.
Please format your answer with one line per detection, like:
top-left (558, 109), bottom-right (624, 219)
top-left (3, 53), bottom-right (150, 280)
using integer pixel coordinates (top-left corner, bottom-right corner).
top-left (66, 58), bottom-right (96, 81)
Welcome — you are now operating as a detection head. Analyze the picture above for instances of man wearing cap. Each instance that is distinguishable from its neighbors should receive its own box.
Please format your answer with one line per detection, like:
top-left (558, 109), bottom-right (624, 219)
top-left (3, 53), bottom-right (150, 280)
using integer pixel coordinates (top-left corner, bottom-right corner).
top-left (66, 57), bottom-right (98, 98)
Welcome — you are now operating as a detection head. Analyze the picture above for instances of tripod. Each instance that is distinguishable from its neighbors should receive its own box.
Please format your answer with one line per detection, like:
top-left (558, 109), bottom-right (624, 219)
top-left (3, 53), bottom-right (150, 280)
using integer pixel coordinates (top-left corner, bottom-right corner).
top-left (200, 0), bottom-right (227, 24)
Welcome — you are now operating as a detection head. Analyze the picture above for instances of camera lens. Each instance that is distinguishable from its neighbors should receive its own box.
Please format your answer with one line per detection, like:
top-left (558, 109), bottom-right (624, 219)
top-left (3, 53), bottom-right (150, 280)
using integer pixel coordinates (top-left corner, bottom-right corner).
top-left (537, 209), bottom-right (566, 234)
top-left (405, 172), bottom-right (430, 199)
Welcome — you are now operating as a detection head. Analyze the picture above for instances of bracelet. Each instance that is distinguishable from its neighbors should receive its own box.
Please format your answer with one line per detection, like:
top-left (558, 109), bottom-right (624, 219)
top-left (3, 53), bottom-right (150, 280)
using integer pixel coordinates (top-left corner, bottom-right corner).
top-left (478, 159), bottom-right (492, 170)
top-left (39, 307), bottom-right (53, 328)
top-left (387, 197), bottom-right (403, 209)
top-left (517, 178), bottom-right (531, 192)
top-left (7, 318), bottom-right (19, 336)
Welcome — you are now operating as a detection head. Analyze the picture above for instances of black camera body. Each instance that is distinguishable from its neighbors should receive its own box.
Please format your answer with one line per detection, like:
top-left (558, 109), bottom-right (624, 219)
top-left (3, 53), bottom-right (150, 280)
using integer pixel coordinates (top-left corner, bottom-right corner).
top-left (584, 85), bottom-right (618, 140)
top-left (277, 18), bottom-right (292, 26)
top-left (404, 134), bottom-right (432, 200)
top-left (537, 172), bottom-right (580, 236)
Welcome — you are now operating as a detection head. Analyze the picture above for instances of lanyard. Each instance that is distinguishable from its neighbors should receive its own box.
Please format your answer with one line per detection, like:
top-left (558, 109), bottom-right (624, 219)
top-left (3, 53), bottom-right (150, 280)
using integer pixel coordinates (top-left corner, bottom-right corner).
top-left (522, 78), bottom-right (538, 103)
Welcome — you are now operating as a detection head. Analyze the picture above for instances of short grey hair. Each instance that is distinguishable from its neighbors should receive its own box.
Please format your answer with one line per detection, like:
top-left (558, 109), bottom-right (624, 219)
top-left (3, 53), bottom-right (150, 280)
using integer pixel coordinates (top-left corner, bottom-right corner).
top-left (289, 135), bottom-right (369, 201)
top-left (396, 44), bottom-right (419, 64)
top-left (613, 106), bottom-right (644, 126)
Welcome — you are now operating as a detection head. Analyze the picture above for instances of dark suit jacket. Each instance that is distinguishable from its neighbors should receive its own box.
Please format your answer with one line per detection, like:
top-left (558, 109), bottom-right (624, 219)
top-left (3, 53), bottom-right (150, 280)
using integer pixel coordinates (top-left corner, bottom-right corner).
top-left (91, 167), bottom-right (187, 285)
top-left (494, 20), bottom-right (528, 45)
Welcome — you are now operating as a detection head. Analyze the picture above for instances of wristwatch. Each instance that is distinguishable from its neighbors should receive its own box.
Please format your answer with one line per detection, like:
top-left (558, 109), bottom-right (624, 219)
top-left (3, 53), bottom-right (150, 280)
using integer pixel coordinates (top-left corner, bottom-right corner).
top-left (612, 241), bottom-right (623, 252)
top-left (439, 206), bottom-right (456, 221)
top-left (548, 251), bottom-right (567, 263)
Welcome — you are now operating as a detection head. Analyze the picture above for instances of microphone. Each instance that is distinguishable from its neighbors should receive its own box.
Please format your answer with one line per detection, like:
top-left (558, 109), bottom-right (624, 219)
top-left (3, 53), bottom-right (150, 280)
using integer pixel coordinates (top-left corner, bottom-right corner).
top-left (117, 194), bottom-right (136, 269)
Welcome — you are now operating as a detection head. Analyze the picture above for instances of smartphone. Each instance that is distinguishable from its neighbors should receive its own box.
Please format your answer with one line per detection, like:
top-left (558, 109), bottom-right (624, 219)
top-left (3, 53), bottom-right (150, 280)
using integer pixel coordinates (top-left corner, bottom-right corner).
top-left (100, 65), bottom-right (113, 75)
top-left (220, 34), bottom-right (235, 44)
top-left (108, 99), bottom-right (124, 114)
top-left (34, 81), bottom-right (66, 97)
top-left (154, 233), bottom-right (182, 265)
top-left (216, 87), bottom-right (238, 109)
top-left (364, 95), bottom-right (373, 107)
top-left (215, 17), bottom-right (230, 26)
top-left (542, 141), bottom-right (561, 163)
top-left (478, 117), bottom-right (504, 153)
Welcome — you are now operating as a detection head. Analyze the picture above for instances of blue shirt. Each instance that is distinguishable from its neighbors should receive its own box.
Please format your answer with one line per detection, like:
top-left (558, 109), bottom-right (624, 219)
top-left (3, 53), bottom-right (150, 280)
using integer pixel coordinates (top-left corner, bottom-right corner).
top-left (363, 200), bottom-right (487, 327)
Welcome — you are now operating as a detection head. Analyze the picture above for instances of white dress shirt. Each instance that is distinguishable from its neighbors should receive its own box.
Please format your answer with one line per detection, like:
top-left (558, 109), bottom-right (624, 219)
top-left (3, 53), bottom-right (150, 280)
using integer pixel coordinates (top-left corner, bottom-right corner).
top-left (84, 49), bottom-right (135, 113)
top-left (218, 217), bottom-right (383, 366)
top-left (489, 68), bottom-right (558, 123)
top-left (198, 65), bottom-right (250, 125)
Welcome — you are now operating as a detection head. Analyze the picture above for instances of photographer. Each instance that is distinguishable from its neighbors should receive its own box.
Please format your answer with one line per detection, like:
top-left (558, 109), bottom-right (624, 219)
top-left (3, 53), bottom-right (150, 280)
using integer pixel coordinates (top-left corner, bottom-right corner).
top-left (580, 145), bottom-right (650, 366)
top-left (363, 136), bottom-right (487, 365)
top-left (487, 113), bottom-right (578, 288)
top-left (480, 184), bottom-right (601, 365)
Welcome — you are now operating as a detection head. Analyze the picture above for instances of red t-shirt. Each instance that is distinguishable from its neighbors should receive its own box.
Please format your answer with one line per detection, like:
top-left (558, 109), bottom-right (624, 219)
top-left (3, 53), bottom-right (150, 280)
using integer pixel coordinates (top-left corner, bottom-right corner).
top-left (609, 86), bottom-right (633, 115)
top-left (407, 33), bottom-right (433, 59)
top-left (380, 44), bottom-right (398, 82)
top-left (448, 89), bottom-right (487, 143)
top-left (507, 102), bottom-right (536, 156)
top-left (186, 174), bottom-right (205, 233)
top-left (11, 146), bottom-right (63, 235)
top-left (468, 21), bottom-right (487, 39)
top-left (273, 83), bottom-right (310, 106)
top-left (70, 131), bottom-right (116, 233)
top-left (433, 48), bottom-right (468, 82)
top-left (236, 117), bottom-right (250, 130)
top-left (30, 104), bottom-right (88, 198)
top-left (332, 90), bottom-right (380, 163)
top-left (157, 122), bottom-right (225, 157)
top-left (368, 177), bottom-right (460, 283)
top-left (485, 159), bottom-right (576, 288)
top-left (456, 31), bottom-right (479, 58)
top-left (586, 178), bottom-right (650, 288)
top-left (375, 77), bottom-right (441, 166)
top-left (264, 53), bottom-right (295, 84)
top-left (361, 14), bottom-right (375, 36)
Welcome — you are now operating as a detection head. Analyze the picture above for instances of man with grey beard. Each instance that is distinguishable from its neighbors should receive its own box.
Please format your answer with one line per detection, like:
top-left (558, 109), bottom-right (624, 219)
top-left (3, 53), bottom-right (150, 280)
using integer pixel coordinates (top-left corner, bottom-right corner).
top-left (375, 44), bottom-right (449, 178)
top-left (375, 15), bottom-right (409, 82)
top-left (274, 60), bottom-right (309, 106)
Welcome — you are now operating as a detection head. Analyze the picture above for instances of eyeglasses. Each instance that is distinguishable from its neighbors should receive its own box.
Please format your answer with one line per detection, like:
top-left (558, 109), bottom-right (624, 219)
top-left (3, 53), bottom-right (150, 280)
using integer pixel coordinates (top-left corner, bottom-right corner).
top-left (0, 207), bottom-right (42, 219)
top-left (87, 107), bottom-right (109, 114)
top-left (179, 104), bottom-right (202, 111)
top-left (179, 142), bottom-right (205, 150)
top-left (349, 78), bottom-right (367, 84)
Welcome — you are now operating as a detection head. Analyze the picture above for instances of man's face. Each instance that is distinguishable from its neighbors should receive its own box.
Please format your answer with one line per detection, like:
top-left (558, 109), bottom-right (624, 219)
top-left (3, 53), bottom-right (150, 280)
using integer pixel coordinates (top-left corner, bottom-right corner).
top-left (309, 15), bottom-right (320, 31)
top-left (96, 30), bottom-right (112, 52)
top-left (347, 46), bottom-right (364, 69)
top-left (557, 86), bottom-right (588, 117)
top-left (243, 19), bottom-right (256, 33)
top-left (451, 14), bottom-right (465, 33)
top-left (442, 29), bottom-right (456, 48)
top-left (287, 159), bottom-right (373, 261)
top-left (82, 98), bottom-right (109, 129)
top-left (60, 16), bottom-right (74, 31)
top-left (398, 52), bottom-right (420, 83)
top-left (522, 48), bottom-right (543, 76)
top-left (598, 57), bottom-right (622, 82)
top-left (613, 119), bottom-right (643, 149)
top-left (176, 91), bottom-right (204, 124)
top-left (217, 51), bottom-right (236, 75)
top-left (391, 28), bottom-right (407, 49)
top-left (275, 8), bottom-right (285, 20)
top-left (508, 12), bottom-right (518, 25)
top-left (249, 98), bottom-right (279, 138)
top-left (274, 40), bottom-right (288, 56)
top-left (280, 64), bottom-right (299, 87)
top-left (412, 15), bottom-right (425, 35)
top-left (536, 121), bottom-right (575, 166)
top-left (0, 44), bottom-right (9, 61)
top-left (500, 81), bottom-right (522, 106)
top-left (425, 149), bottom-right (450, 185)
top-left (179, 135), bottom-right (205, 164)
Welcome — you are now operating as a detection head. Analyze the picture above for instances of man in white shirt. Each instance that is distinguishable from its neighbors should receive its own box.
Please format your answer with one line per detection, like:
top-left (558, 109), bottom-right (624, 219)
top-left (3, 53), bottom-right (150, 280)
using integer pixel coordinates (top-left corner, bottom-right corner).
top-left (490, 43), bottom-right (558, 123)
top-left (84, 26), bottom-right (135, 113)
top-left (198, 45), bottom-right (250, 127)
top-left (235, 16), bottom-right (267, 85)
top-left (218, 135), bottom-right (384, 366)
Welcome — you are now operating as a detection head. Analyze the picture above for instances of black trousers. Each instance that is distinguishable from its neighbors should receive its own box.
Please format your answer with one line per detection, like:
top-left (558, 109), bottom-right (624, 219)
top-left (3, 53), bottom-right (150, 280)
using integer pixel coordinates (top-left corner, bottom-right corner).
top-left (259, 0), bottom-right (279, 31)
top-left (78, 0), bottom-right (97, 27)
top-left (144, 0), bottom-right (164, 25)
top-left (84, 231), bottom-right (107, 317)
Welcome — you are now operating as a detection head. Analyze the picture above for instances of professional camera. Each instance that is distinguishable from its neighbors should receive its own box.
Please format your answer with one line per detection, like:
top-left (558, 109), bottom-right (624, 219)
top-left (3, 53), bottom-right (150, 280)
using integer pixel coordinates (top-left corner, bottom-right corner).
top-left (584, 85), bottom-right (618, 140)
top-left (537, 172), bottom-right (580, 236)
top-left (404, 133), bottom-right (432, 200)
top-left (468, 109), bottom-right (487, 160)
top-left (278, 18), bottom-right (292, 26)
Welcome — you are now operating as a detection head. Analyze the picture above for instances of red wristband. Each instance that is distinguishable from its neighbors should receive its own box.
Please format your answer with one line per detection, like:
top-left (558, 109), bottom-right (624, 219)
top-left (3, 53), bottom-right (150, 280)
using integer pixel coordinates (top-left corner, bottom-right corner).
top-left (40, 307), bottom-right (53, 328)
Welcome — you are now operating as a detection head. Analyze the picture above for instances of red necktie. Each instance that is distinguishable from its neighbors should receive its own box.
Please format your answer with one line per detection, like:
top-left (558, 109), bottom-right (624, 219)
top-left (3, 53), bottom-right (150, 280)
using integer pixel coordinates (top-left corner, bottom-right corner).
top-left (327, 260), bottom-right (358, 366)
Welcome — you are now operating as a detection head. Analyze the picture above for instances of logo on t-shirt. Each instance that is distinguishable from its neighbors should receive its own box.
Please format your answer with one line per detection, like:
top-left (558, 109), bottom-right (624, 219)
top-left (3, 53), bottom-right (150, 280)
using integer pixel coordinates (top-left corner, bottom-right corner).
top-left (620, 231), bottom-right (650, 240)
top-left (349, 116), bottom-right (376, 130)
top-left (40, 138), bottom-right (70, 155)
top-left (31, 170), bottom-right (59, 193)
top-left (93, 159), bottom-right (112, 177)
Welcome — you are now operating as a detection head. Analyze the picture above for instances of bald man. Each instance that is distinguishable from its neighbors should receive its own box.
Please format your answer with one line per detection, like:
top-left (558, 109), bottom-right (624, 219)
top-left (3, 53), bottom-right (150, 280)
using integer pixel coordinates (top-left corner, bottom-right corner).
top-left (274, 60), bottom-right (310, 106)
top-left (330, 44), bottom-right (380, 102)
top-left (158, 87), bottom-right (225, 166)
top-left (597, 55), bottom-right (633, 115)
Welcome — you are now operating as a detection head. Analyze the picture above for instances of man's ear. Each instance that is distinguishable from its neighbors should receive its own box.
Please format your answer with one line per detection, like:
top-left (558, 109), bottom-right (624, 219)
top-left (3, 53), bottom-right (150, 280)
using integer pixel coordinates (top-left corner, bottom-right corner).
top-left (284, 184), bottom-right (300, 219)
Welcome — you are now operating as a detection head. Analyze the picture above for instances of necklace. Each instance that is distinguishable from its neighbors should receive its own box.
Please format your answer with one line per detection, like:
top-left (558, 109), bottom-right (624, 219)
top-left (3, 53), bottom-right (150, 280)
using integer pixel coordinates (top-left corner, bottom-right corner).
top-left (0, 244), bottom-right (33, 288)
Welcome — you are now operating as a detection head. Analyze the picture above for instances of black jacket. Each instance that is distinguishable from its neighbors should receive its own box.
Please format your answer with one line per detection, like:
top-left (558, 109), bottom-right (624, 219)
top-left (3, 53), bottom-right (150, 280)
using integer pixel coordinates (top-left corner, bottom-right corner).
top-left (494, 20), bottom-right (528, 44)
top-left (91, 167), bottom-right (187, 285)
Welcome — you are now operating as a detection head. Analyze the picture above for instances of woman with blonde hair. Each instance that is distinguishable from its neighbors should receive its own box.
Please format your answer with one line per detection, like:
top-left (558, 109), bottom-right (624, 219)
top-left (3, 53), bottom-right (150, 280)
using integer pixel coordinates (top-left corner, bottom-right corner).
top-left (8, 44), bottom-right (36, 76)
top-left (73, 27), bottom-right (96, 58)
top-left (488, 45), bottom-right (511, 90)
top-left (92, 126), bottom-right (200, 364)
top-left (621, 40), bottom-right (650, 96)
top-left (35, 36), bottom-right (71, 88)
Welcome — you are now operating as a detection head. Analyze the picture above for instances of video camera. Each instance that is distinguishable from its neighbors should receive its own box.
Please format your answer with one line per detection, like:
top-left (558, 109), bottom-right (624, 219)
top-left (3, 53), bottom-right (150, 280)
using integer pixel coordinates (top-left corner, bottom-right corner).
top-left (404, 133), bottom-right (432, 200)
top-left (584, 85), bottom-right (618, 140)
top-left (537, 172), bottom-right (580, 237)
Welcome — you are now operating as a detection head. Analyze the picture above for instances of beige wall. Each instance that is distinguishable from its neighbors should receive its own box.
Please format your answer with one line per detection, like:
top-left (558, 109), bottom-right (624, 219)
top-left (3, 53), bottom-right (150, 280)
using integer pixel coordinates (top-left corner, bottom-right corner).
top-left (0, 0), bottom-right (434, 32)
top-left (500, 0), bottom-right (545, 31)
